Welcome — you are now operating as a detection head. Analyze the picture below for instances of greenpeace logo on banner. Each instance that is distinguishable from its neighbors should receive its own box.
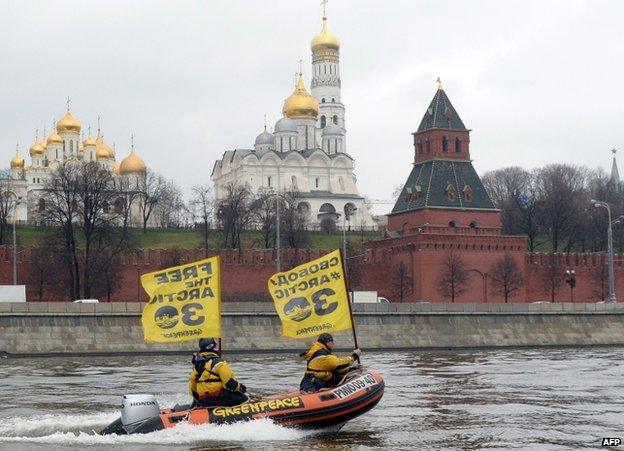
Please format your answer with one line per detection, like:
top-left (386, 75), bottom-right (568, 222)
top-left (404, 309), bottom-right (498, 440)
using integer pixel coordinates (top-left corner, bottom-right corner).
top-left (331, 374), bottom-right (377, 400)
top-left (602, 438), bottom-right (621, 447)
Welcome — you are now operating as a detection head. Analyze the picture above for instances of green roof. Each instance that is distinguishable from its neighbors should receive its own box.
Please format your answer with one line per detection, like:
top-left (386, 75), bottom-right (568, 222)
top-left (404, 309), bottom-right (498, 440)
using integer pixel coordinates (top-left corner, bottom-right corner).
top-left (417, 88), bottom-right (467, 132)
top-left (391, 159), bottom-right (496, 213)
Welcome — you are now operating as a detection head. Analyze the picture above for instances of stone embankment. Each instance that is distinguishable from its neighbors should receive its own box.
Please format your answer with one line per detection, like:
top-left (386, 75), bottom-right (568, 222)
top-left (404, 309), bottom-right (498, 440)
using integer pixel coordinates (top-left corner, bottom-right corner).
top-left (1, 302), bottom-right (623, 356)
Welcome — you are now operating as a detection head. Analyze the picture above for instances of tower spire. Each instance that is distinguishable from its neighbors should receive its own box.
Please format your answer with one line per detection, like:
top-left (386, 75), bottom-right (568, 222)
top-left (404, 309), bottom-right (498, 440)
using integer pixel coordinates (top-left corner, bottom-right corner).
top-left (437, 77), bottom-right (443, 90)
top-left (611, 148), bottom-right (620, 183)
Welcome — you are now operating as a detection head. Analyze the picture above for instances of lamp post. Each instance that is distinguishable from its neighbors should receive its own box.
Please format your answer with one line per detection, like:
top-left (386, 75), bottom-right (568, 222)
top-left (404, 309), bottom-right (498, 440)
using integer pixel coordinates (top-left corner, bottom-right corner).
top-left (565, 269), bottom-right (576, 302)
top-left (343, 206), bottom-right (357, 263)
top-left (591, 200), bottom-right (617, 303)
top-left (11, 196), bottom-right (22, 285)
top-left (276, 192), bottom-right (281, 272)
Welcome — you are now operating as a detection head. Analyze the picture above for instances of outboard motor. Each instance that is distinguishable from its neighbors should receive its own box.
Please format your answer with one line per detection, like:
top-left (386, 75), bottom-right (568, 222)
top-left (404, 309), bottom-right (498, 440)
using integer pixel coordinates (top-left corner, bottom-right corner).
top-left (101, 394), bottom-right (164, 435)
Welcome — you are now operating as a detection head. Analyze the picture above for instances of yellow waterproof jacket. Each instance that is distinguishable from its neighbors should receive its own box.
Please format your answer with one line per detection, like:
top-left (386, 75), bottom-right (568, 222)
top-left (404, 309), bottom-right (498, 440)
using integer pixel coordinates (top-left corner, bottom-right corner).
top-left (301, 342), bottom-right (355, 382)
top-left (188, 351), bottom-right (243, 399)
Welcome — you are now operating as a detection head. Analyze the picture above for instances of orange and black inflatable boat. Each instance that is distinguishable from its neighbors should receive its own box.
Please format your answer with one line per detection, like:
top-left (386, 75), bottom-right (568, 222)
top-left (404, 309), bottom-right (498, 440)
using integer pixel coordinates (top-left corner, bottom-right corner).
top-left (101, 368), bottom-right (384, 434)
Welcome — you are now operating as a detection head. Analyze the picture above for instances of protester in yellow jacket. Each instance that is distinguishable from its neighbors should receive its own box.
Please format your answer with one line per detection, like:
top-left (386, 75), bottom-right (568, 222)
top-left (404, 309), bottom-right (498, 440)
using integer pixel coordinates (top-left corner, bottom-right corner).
top-left (188, 338), bottom-right (248, 407)
top-left (299, 333), bottom-right (362, 393)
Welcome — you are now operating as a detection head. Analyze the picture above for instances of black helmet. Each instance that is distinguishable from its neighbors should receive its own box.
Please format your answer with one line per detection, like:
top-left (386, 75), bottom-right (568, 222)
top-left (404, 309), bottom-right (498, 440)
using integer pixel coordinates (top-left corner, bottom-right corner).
top-left (199, 337), bottom-right (217, 351)
top-left (317, 333), bottom-right (334, 345)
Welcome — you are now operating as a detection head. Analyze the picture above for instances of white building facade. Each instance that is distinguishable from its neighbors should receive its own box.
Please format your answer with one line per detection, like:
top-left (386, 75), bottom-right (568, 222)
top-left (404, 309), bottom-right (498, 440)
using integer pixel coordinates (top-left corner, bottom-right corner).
top-left (211, 12), bottom-right (375, 231)
top-left (6, 107), bottom-right (149, 225)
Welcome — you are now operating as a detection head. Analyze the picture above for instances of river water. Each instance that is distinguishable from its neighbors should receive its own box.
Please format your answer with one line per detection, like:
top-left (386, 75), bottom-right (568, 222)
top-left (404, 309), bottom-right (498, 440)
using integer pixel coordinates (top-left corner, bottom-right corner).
top-left (0, 348), bottom-right (622, 450)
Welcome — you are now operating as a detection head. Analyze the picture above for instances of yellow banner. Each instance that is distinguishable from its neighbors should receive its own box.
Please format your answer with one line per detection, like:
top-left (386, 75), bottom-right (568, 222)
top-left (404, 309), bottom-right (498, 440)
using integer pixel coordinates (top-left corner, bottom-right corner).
top-left (140, 256), bottom-right (221, 342)
top-left (268, 249), bottom-right (352, 339)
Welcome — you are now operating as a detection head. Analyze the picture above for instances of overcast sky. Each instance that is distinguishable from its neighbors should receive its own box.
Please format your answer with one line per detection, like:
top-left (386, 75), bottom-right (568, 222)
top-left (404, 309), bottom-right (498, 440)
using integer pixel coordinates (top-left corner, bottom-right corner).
top-left (1, 0), bottom-right (623, 214)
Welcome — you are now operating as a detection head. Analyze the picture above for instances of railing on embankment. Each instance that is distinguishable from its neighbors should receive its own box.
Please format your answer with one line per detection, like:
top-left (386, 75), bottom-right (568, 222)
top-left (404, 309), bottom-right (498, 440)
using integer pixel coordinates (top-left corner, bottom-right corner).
top-left (1, 302), bottom-right (624, 356)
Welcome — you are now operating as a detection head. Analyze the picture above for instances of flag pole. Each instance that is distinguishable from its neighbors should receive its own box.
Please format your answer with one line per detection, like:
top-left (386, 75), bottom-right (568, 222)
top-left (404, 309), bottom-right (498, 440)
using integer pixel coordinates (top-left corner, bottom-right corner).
top-left (340, 248), bottom-right (359, 351)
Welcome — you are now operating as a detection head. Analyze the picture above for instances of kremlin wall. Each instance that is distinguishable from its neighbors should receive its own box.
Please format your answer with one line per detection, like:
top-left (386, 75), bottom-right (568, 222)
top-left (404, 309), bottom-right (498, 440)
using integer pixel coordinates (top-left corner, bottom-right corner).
top-left (0, 246), bottom-right (621, 304)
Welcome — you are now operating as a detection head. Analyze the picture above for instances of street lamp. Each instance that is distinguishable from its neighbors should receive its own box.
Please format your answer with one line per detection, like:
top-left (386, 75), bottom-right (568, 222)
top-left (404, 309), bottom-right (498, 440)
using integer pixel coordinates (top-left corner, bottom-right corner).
top-left (591, 199), bottom-right (617, 302)
top-left (343, 206), bottom-right (357, 262)
top-left (11, 196), bottom-right (22, 285)
top-left (565, 269), bottom-right (576, 302)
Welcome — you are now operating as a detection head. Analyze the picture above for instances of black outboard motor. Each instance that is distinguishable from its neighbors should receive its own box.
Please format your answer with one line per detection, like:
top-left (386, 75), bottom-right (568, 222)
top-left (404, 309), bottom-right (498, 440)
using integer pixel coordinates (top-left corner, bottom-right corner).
top-left (101, 394), bottom-right (164, 435)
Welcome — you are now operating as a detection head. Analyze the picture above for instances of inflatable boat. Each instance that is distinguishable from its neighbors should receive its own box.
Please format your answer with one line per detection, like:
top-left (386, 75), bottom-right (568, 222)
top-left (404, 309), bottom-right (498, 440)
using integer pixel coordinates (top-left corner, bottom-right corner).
top-left (101, 368), bottom-right (384, 434)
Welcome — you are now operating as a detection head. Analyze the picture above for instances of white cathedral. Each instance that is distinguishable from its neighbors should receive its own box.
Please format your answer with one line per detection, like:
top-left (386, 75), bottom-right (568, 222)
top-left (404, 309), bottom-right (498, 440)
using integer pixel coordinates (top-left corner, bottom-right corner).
top-left (6, 107), bottom-right (148, 225)
top-left (211, 11), bottom-right (376, 231)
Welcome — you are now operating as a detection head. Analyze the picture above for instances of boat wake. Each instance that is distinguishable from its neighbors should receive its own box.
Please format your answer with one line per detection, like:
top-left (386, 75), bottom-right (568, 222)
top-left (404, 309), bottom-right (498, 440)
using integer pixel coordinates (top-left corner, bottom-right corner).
top-left (0, 411), bottom-right (311, 446)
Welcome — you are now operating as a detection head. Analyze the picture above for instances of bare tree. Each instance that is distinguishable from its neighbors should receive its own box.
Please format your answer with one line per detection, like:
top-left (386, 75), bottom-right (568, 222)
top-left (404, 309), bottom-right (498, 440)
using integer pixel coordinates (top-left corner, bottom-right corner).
top-left (535, 164), bottom-right (588, 252)
top-left (136, 169), bottom-right (166, 232)
top-left (489, 253), bottom-right (524, 302)
top-left (191, 184), bottom-right (213, 256)
top-left (0, 173), bottom-right (16, 245)
top-left (41, 161), bottom-right (132, 300)
top-left (216, 183), bottom-right (255, 253)
top-left (541, 253), bottom-right (564, 302)
top-left (437, 251), bottom-right (470, 302)
top-left (157, 180), bottom-right (187, 228)
top-left (392, 261), bottom-right (412, 303)
top-left (280, 191), bottom-right (310, 253)
top-left (250, 188), bottom-right (279, 249)
top-left (591, 262), bottom-right (609, 302)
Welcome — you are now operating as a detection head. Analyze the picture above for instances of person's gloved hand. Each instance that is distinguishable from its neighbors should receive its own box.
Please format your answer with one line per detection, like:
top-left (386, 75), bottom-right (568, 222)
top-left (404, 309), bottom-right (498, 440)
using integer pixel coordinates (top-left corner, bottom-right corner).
top-left (238, 383), bottom-right (247, 393)
top-left (352, 348), bottom-right (362, 359)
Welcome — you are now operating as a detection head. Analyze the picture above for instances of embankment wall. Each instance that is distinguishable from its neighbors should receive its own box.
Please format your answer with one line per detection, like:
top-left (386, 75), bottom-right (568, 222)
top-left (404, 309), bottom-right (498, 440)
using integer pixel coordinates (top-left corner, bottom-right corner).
top-left (1, 302), bottom-right (623, 355)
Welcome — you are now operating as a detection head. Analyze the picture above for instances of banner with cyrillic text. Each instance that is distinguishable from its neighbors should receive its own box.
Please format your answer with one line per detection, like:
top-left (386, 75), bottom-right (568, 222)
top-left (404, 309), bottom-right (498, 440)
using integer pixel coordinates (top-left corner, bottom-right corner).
top-left (268, 249), bottom-right (352, 339)
top-left (141, 256), bottom-right (221, 342)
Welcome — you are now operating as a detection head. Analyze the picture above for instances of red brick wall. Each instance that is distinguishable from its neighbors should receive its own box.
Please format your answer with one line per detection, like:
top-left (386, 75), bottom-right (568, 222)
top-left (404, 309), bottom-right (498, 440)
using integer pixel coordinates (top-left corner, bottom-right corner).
top-left (1, 245), bottom-right (621, 303)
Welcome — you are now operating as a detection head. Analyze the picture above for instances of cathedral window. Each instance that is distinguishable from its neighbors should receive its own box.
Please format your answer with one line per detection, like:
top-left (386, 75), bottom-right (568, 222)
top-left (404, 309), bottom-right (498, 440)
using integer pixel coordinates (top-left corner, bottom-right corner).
top-left (442, 136), bottom-right (449, 152)
top-left (315, 177), bottom-right (319, 188)
top-left (463, 185), bottom-right (473, 202)
top-left (339, 177), bottom-right (345, 191)
top-left (332, 115), bottom-right (338, 125)
top-left (38, 198), bottom-right (45, 213)
top-left (70, 140), bottom-right (74, 153)
top-left (114, 197), bottom-right (125, 214)
top-left (426, 140), bottom-right (430, 153)
top-left (332, 98), bottom-right (335, 102)
top-left (320, 116), bottom-right (326, 128)
top-left (455, 137), bottom-right (461, 153)
top-left (63, 141), bottom-right (65, 152)
top-left (417, 141), bottom-right (423, 154)
top-left (267, 176), bottom-right (272, 187)
top-left (291, 175), bottom-right (298, 190)
top-left (446, 184), bottom-right (457, 200)
top-left (322, 98), bottom-right (326, 103)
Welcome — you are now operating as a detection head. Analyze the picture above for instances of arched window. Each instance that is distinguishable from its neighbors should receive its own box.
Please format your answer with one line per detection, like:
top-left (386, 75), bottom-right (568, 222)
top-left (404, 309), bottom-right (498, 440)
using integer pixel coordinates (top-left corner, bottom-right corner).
top-left (425, 139), bottom-right (430, 153)
top-left (267, 176), bottom-right (272, 188)
top-left (332, 115), bottom-right (338, 125)
top-left (332, 98), bottom-right (335, 103)
top-left (455, 137), bottom-right (461, 153)
top-left (322, 98), bottom-right (326, 103)
top-left (417, 141), bottom-right (423, 154)
top-left (319, 203), bottom-right (336, 213)
top-left (339, 176), bottom-right (345, 191)
top-left (63, 141), bottom-right (65, 152)
top-left (320, 116), bottom-right (326, 128)
top-left (442, 136), bottom-right (449, 152)
top-left (448, 221), bottom-right (456, 228)
top-left (291, 175), bottom-right (298, 190)
top-left (114, 197), bottom-right (125, 214)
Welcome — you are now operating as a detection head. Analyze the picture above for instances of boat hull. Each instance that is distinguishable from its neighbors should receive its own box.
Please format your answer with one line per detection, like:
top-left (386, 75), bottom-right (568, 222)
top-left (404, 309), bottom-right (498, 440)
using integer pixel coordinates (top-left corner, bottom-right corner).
top-left (101, 369), bottom-right (384, 434)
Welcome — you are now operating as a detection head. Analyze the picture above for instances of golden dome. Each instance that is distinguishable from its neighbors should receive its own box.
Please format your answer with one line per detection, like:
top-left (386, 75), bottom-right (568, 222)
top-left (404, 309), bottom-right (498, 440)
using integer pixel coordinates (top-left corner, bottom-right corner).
top-left (40, 140), bottom-right (47, 150)
top-left (311, 17), bottom-right (340, 52)
top-left (10, 152), bottom-right (24, 169)
top-left (83, 136), bottom-right (96, 147)
top-left (119, 146), bottom-right (146, 174)
top-left (56, 111), bottom-right (81, 133)
top-left (114, 162), bottom-right (120, 174)
top-left (47, 133), bottom-right (63, 145)
top-left (95, 132), bottom-right (115, 160)
top-left (283, 73), bottom-right (318, 119)
top-left (29, 142), bottom-right (45, 156)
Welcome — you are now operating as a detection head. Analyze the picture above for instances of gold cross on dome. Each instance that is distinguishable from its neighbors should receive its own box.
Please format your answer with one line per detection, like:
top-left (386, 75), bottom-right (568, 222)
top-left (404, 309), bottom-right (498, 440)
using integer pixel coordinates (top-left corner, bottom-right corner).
top-left (612, 148), bottom-right (618, 156)
top-left (66, 96), bottom-right (71, 111)
top-left (321, 0), bottom-right (328, 18)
